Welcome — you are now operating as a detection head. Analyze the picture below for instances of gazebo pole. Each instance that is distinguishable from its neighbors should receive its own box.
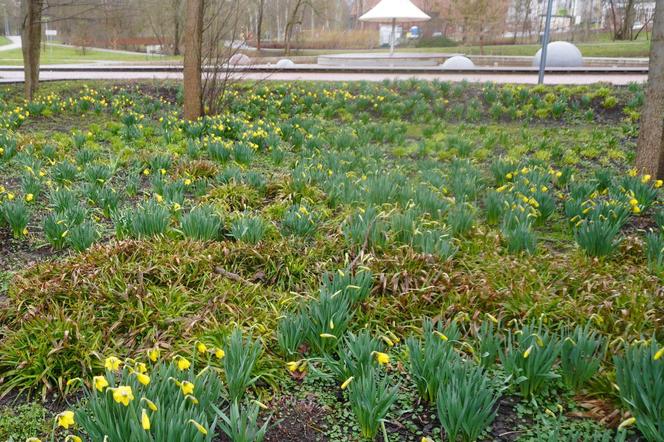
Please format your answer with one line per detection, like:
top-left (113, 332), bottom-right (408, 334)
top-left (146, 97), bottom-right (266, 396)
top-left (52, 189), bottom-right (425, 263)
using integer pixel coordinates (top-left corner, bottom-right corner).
top-left (390, 17), bottom-right (396, 56)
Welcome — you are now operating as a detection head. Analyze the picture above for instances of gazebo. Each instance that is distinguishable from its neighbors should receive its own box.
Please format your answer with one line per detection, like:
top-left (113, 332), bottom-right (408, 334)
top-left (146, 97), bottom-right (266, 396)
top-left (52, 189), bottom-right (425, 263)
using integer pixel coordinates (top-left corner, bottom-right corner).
top-left (359, 0), bottom-right (431, 56)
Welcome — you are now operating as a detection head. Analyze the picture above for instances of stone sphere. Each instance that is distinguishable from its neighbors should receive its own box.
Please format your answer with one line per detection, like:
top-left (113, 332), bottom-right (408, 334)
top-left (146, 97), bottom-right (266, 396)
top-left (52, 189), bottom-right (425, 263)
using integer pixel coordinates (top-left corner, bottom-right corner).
top-left (275, 59), bottom-right (295, 68)
top-left (441, 56), bottom-right (475, 70)
top-left (229, 53), bottom-right (251, 66)
top-left (532, 41), bottom-right (583, 68)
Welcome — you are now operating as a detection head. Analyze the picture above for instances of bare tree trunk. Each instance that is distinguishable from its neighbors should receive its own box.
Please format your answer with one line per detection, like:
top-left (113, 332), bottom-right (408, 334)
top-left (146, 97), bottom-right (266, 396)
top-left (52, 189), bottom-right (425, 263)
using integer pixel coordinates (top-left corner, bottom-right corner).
top-left (635, 1), bottom-right (664, 178)
top-left (183, 0), bottom-right (204, 120)
top-left (256, 0), bottom-right (264, 50)
top-left (20, 0), bottom-right (43, 101)
top-left (173, 0), bottom-right (181, 55)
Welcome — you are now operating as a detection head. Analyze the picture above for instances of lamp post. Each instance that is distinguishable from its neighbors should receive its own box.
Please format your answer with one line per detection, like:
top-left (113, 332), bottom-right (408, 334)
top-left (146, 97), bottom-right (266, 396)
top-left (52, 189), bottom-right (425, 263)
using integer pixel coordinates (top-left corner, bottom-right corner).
top-left (538, 0), bottom-right (554, 85)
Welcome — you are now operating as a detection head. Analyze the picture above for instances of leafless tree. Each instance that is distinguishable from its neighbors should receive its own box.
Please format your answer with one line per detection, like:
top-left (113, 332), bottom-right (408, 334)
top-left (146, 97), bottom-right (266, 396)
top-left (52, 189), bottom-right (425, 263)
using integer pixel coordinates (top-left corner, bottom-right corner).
top-left (183, 0), bottom-right (204, 120)
top-left (635, 1), bottom-right (664, 177)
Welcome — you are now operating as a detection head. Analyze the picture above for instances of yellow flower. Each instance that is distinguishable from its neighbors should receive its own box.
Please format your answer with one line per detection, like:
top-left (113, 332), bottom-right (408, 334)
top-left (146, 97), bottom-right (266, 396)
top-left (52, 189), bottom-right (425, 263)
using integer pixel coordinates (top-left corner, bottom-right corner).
top-left (7, 192), bottom-right (14, 200)
top-left (214, 348), bottom-right (225, 359)
top-left (25, 193), bottom-right (33, 202)
top-left (160, 168), bottom-right (166, 175)
top-left (189, 419), bottom-right (208, 435)
top-left (155, 194), bottom-right (163, 203)
top-left (94, 375), bottom-right (109, 392)
top-left (523, 345), bottom-right (533, 359)
top-left (180, 381), bottom-right (194, 395)
top-left (26, 439), bottom-right (42, 442)
top-left (656, 180), bottom-right (663, 188)
top-left (319, 333), bottom-right (337, 339)
top-left (104, 356), bottom-right (122, 371)
top-left (629, 198), bottom-right (639, 206)
top-left (286, 361), bottom-right (299, 372)
top-left (141, 397), bottom-right (158, 411)
top-left (642, 174), bottom-right (651, 183)
top-left (654, 347), bottom-right (664, 361)
top-left (434, 331), bottom-right (449, 341)
top-left (136, 362), bottom-right (148, 374)
top-left (148, 347), bottom-right (160, 362)
top-left (184, 178), bottom-right (192, 186)
top-left (196, 342), bottom-right (208, 354)
top-left (618, 417), bottom-right (636, 430)
top-left (112, 386), bottom-right (134, 406)
top-left (143, 168), bottom-right (150, 175)
top-left (141, 409), bottom-right (151, 430)
top-left (136, 372), bottom-right (150, 386)
top-left (628, 169), bottom-right (638, 177)
top-left (57, 411), bottom-right (75, 429)
top-left (633, 206), bottom-right (641, 214)
top-left (22, 227), bottom-right (28, 236)
top-left (176, 356), bottom-right (191, 371)
top-left (341, 376), bottom-right (354, 390)
top-left (486, 313), bottom-right (499, 324)
top-left (373, 351), bottom-right (390, 365)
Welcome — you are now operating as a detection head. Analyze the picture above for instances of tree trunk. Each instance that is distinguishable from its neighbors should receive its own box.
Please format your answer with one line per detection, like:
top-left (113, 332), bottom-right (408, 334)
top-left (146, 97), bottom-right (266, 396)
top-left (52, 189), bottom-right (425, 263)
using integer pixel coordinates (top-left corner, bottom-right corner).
top-left (20, 0), bottom-right (43, 101)
top-left (173, 0), bottom-right (181, 56)
top-left (635, 1), bottom-right (664, 178)
top-left (256, 0), bottom-right (264, 50)
top-left (183, 0), bottom-right (204, 120)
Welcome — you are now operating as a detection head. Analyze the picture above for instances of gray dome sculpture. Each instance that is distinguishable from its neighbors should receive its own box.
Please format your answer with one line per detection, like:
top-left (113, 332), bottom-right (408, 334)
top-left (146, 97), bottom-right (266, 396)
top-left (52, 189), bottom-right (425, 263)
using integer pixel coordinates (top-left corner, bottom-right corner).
top-left (441, 56), bottom-right (475, 70)
top-left (532, 41), bottom-right (583, 68)
top-left (275, 59), bottom-right (295, 68)
top-left (229, 53), bottom-right (251, 66)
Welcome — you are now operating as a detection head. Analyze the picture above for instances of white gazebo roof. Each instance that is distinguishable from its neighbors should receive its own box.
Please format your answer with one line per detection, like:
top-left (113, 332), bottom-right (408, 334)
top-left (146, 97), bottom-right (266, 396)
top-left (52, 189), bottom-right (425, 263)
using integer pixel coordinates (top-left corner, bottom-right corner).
top-left (359, 0), bottom-right (431, 23)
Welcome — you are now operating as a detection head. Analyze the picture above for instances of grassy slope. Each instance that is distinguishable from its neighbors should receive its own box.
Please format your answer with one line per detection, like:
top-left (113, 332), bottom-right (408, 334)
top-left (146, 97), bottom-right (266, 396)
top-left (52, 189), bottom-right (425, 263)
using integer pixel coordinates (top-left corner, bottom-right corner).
top-left (0, 36), bottom-right (10, 47)
top-left (0, 45), bottom-right (180, 65)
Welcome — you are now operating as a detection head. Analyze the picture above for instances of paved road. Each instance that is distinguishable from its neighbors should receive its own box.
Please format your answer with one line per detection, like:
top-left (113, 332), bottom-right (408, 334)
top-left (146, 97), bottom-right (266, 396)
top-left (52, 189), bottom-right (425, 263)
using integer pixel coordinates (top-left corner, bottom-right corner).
top-left (0, 68), bottom-right (648, 85)
top-left (0, 36), bottom-right (22, 52)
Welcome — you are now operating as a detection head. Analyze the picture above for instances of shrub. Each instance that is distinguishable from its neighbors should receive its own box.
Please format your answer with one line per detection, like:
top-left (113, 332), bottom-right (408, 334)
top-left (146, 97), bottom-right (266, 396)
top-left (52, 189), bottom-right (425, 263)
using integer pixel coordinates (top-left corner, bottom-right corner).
top-left (230, 214), bottom-right (267, 244)
top-left (215, 400), bottom-right (270, 442)
top-left (281, 204), bottom-right (317, 237)
top-left (180, 205), bottom-right (222, 241)
top-left (128, 201), bottom-right (171, 238)
top-left (305, 290), bottom-right (353, 355)
top-left (67, 356), bottom-right (222, 442)
top-left (645, 232), bottom-right (664, 275)
top-left (223, 328), bottom-right (262, 402)
top-left (347, 367), bottom-right (399, 441)
top-left (501, 322), bottom-right (560, 398)
top-left (326, 330), bottom-right (383, 382)
top-left (560, 324), bottom-right (605, 390)
top-left (406, 319), bottom-right (460, 402)
top-left (614, 340), bottom-right (664, 442)
top-left (436, 361), bottom-right (500, 442)
top-left (1, 200), bottom-right (30, 238)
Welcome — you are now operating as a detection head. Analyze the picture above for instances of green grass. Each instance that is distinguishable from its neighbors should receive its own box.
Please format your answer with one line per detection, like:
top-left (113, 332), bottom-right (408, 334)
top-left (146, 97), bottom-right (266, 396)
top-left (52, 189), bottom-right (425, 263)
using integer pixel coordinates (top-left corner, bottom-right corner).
top-left (0, 44), bottom-right (180, 65)
top-left (0, 36), bottom-right (10, 47)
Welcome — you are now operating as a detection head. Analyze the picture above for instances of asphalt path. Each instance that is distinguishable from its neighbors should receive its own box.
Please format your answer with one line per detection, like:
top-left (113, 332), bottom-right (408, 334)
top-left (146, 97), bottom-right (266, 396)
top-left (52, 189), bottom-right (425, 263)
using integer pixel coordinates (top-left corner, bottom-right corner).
top-left (0, 68), bottom-right (647, 85)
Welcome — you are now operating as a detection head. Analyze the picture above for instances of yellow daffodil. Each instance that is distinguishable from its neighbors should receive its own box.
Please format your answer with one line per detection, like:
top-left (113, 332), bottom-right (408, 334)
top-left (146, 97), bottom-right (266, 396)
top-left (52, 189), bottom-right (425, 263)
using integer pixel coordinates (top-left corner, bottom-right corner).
top-left (341, 376), bottom-right (354, 390)
top-left (618, 417), bottom-right (636, 430)
top-left (22, 227), bottom-right (28, 235)
top-left (112, 386), bottom-right (134, 406)
top-left (155, 194), bottom-right (163, 203)
top-left (184, 178), bottom-right (192, 186)
top-left (486, 313), bottom-right (499, 324)
top-left (7, 192), bottom-right (14, 200)
top-left (642, 174), bottom-right (651, 183)
top-left (656, 180), bottom-right (663, 188)
top-left (141, 397), bottom-right (158, 411)
top-left (196, 342), bottom-right (208, 354)
top-left (141, 409), bottom-right (151, 430)
top-left (25, 193), bottom-right (33, 202)
top-left (94, 375), bottom-right (109, 392)
top-left (286, 361), bottom-right (299, 372)
top-left (104, 356), bottom-right (122, 371)
top-left (434, 331), bottom-right (449, 341)
top-left (180, 381), bottom-right (194, 395)
top-left (523, 345), bottom-right (533, 359)
top-left (57, 411), bottom-right (75, 429)
top-left (629, 198), bottom-right (639, 206)
top-left (214, 348), bottom-right (225, 359)
top-left (136, 373), bottom-right (150, 386)
top-left (148, 347), bottom-right (160, 362)
top-left (628, 169), bottom-right (638, 177)
top-left (189, 419), bottom-right (208, 435)
top-left (633, 206), bottom-right (641, 214)
top-left (654, 347), bottom-right (664, 361)
top-left (373, 351), bottom-right (390, 365)
top-left (319, 333), bottom-right (337, 339)
top-left (380, 335), bottom-right (395, 347)
top-left (136, 362), bottom-right (148, 374)
top-left (176, 356), bottom-right (191, 371)
top-left (26, 438), bottom-right (41, 442)
top-left (143, 168), bottom-right (150, 175)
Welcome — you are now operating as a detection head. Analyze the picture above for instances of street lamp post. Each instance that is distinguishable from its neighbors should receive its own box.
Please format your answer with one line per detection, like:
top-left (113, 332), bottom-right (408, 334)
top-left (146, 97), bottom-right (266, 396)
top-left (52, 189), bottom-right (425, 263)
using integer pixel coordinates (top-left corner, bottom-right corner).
top-left (538, 0), bottom-right (555, 85)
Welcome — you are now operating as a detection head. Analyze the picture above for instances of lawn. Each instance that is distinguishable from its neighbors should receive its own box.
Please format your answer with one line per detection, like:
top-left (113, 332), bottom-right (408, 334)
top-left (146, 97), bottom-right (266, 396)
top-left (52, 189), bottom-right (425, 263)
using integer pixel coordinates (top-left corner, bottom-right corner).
top-left (0, 36), bottom-right (10, 47)
top-left (0, 80), bottom-right (662, 441)
top-left (0, 44), bottom-right (179, 65)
